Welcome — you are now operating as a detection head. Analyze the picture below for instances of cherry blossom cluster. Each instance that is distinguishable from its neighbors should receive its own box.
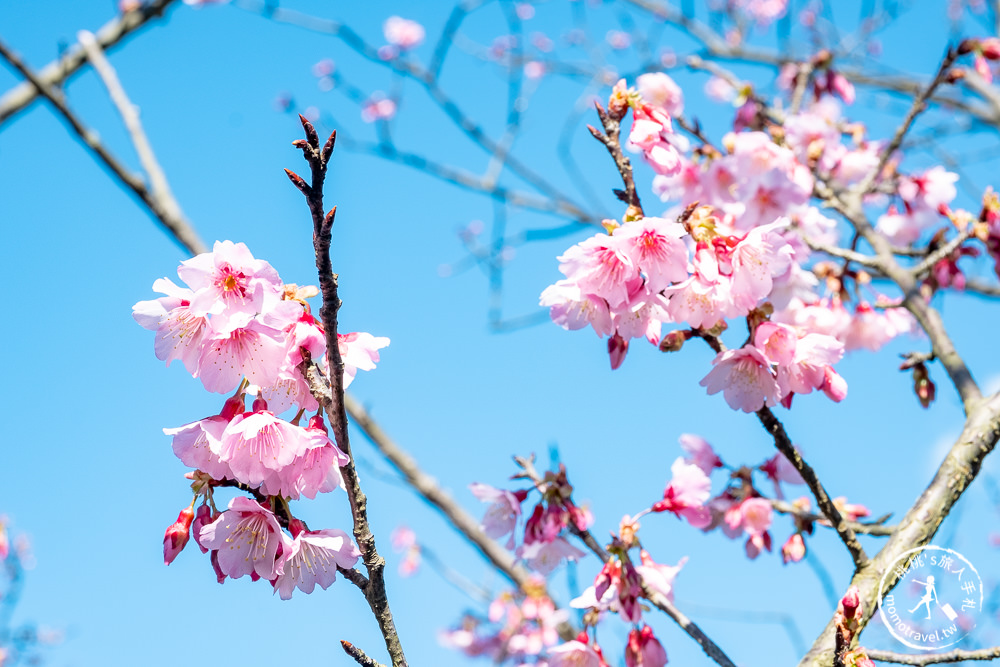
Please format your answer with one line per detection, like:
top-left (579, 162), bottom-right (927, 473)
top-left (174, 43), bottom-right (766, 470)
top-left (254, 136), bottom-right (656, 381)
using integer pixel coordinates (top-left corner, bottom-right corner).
top-left (651, 434), bottom-right (870, 563)
top-left (539, 68), bottom-right (1000, 413)
top-left (135, 241), bottom-right (389, 598)
top-left (440, 584), bottom-right (568, 664)
top-left (470, 466), bottom-right (591, 575)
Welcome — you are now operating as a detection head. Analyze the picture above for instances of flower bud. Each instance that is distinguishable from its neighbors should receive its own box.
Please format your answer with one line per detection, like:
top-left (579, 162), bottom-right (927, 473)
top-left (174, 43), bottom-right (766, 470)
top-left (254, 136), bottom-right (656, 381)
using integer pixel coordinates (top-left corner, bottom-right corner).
top-left (625, 626), bottom-right (667, 667)
top-left (163, 505), bottom-right (196, 565)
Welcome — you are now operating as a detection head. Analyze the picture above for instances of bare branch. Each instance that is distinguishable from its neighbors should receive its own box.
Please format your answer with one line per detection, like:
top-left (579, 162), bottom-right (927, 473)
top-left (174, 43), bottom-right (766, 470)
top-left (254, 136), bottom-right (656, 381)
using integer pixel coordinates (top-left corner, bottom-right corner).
top-left (0, 0), bottom-right (181, 125)
top-left (865, 646), bottom-right (1000, 665)
top-left (0, 36), bottom-right (206, 256)
top-left (341, 641), bottom-right (387, 667)
top-left (769, 499), bottom-right (895, 536)
top-left (76, 30), bottom-right (189, 241)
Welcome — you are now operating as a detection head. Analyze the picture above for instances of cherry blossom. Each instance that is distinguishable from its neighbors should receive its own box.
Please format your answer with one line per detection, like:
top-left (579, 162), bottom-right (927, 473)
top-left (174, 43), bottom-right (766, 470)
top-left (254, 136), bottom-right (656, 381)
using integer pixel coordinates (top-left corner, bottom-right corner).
top-left (651, 457), bottom-right (712, 528)
top-left (272, 521), bottom-right (360, 599)
top-left (470, 483), bottom-right (527, 549)
top-left (132, 278), bottom-right (209, 375)
top-left (383, 16), bottom-right (425, 50)
top-left (176, 240), bottom-right (282, 318)
top-left (625, 625), bottom-right (667, 667)
top-left (548, 640), bottom-right (602, 667)
top-left (700, 345), bottom-right (781, 413)
top-left (199, 497), bottom-right (288, 581)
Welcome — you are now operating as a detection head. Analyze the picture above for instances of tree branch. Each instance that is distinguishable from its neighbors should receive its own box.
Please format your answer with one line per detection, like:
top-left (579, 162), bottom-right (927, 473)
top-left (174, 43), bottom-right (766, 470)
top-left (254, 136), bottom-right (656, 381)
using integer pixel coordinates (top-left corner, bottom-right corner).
top-left (865, 646), bottom-right (1000, 665)
top-left (0, 0), bottom-right (181, 126)
top-left (0, 36), bottom-right (206, 256)
top-left (287, 118), bottom-right (407, 667)
top-left (756, 407), bottom-right (868, 570)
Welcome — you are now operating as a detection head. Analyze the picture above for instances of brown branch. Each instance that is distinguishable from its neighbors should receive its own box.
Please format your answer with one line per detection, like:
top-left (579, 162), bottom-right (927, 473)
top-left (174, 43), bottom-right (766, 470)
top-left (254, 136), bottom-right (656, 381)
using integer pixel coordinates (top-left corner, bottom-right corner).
top-left (0, 0), bottom-right (181, 125)
top-left (855, 47), bottom-right (960, 197)
top-left (0, 36), bottom-right (206, 256)
top-left (287, 118), bottom-right (407, 667)
top-left (587, 102), bottom-right (643, 215)
top-left (798, 391), bottom-right (1000, 667)
top-left (769, 499), bottom-right (895, 536)
top-left (341, 641), bottom-right (387, 667)
top-left (865, 646), bottom-right (1000, 665)
top-left (756, 407), bottom-right (868, 570)
top-left (965, 278), bottom-right (1000, 297)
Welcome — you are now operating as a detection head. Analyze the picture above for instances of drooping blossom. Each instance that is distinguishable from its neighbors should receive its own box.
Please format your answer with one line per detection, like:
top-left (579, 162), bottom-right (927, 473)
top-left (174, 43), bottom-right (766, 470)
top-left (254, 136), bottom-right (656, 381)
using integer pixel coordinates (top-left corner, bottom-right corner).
top-left (781, 533), bottom-right (806, 564)
top-left (199, 497), bottom-right (288, 581)
top-left (272, 521), bottom-right (360, 599)
top-left (163, 395), bottom-right (243, 481)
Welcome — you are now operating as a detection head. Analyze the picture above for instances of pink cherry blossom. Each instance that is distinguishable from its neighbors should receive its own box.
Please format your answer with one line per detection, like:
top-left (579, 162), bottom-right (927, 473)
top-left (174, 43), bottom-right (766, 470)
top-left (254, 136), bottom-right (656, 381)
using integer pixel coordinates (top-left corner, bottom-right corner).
top-left (558, 232), bottom-right (640, 308)
top-left (361, 95), bottom-right (397, 123)
top-left (637, 72), bottom-right (684, 116)
top-left (700, 345), bottom-right (781, 413)
top-left (176, 240), bottom-right (282, 318)
top-left (630, 103), bottom-right (682, 176)
top-left (383, 16), bottom-right (425, 50)
top-left (781, 533), bottom-right (806, 564)
top-left (132, 277), bottom-right (210, 375)
top-left (540, 280), bottom-right (614, 337)
top-left (218, 401), bottom-right (330, 488)
top-left (339, 332), bottom-right (390, 388)
top-left (548, 640), bottom-right (602, 667)
top-left (635, 549), bottom-right (687, 603)
top-left (678, 433), bottom-right (723, 474)
top-left (614, 216), bottom-right (689, 292)
top-left (272, 522), bottom-right (360, 599)
top-left (519, 537), bottom-right (585, 575)
top-left (163, 396), bottom-right (243, 481)
top-left (470, 483), bottom-right (526, 549)
top-left (199, 497), bottom-right (287, 580)
top-left (196, 312), bottom-right (286, 393)
top-left (652, 457), bottom-right (712, 528)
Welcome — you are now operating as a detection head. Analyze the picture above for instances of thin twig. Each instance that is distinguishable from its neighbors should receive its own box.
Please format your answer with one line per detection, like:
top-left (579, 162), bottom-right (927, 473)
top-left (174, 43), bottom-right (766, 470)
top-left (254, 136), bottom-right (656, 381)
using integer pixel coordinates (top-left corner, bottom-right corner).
top-left (756, 407), bottom-right (868, 570)
top-left (855, 47), bottom-right (960, 197)
top-left (341, 641), bottom-right (387, 667)
top-left (0, 37), bottom-right (206, 256)
top-left (287, 119), bottom-right (407, 667)
top-left (769, 499), bottom-right (895, 536)
top-left (865, 646), bottom-right (1000, 665)
top-left (0, 0), bottom-right (181, 125)
top-left (76, 30), bottom-right (188, 239)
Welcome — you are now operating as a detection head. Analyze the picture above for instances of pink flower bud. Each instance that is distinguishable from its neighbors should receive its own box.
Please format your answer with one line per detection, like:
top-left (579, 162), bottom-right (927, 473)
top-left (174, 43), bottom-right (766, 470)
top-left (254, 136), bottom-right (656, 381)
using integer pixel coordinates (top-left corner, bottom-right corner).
top-left (625, 626), bottom-right (667, 667)
top-left (821, 366), bottom-right (848, 402)
top-left (608, 333), bottom-right (629, 370)
top-left (781, 533), bottom-right (806, 564)
top-left (840, 585), bottom-right (861, 619)
top-left (163, 505), bottom-right (195, 565)
top-left (981, 37), bottom-right (1000, 59)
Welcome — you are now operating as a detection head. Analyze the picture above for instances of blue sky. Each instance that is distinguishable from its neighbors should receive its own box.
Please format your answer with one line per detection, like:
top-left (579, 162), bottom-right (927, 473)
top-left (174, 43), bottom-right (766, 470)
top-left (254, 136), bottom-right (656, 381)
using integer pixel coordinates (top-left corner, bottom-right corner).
top-left (2, 1), bottom-right (999, 666)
